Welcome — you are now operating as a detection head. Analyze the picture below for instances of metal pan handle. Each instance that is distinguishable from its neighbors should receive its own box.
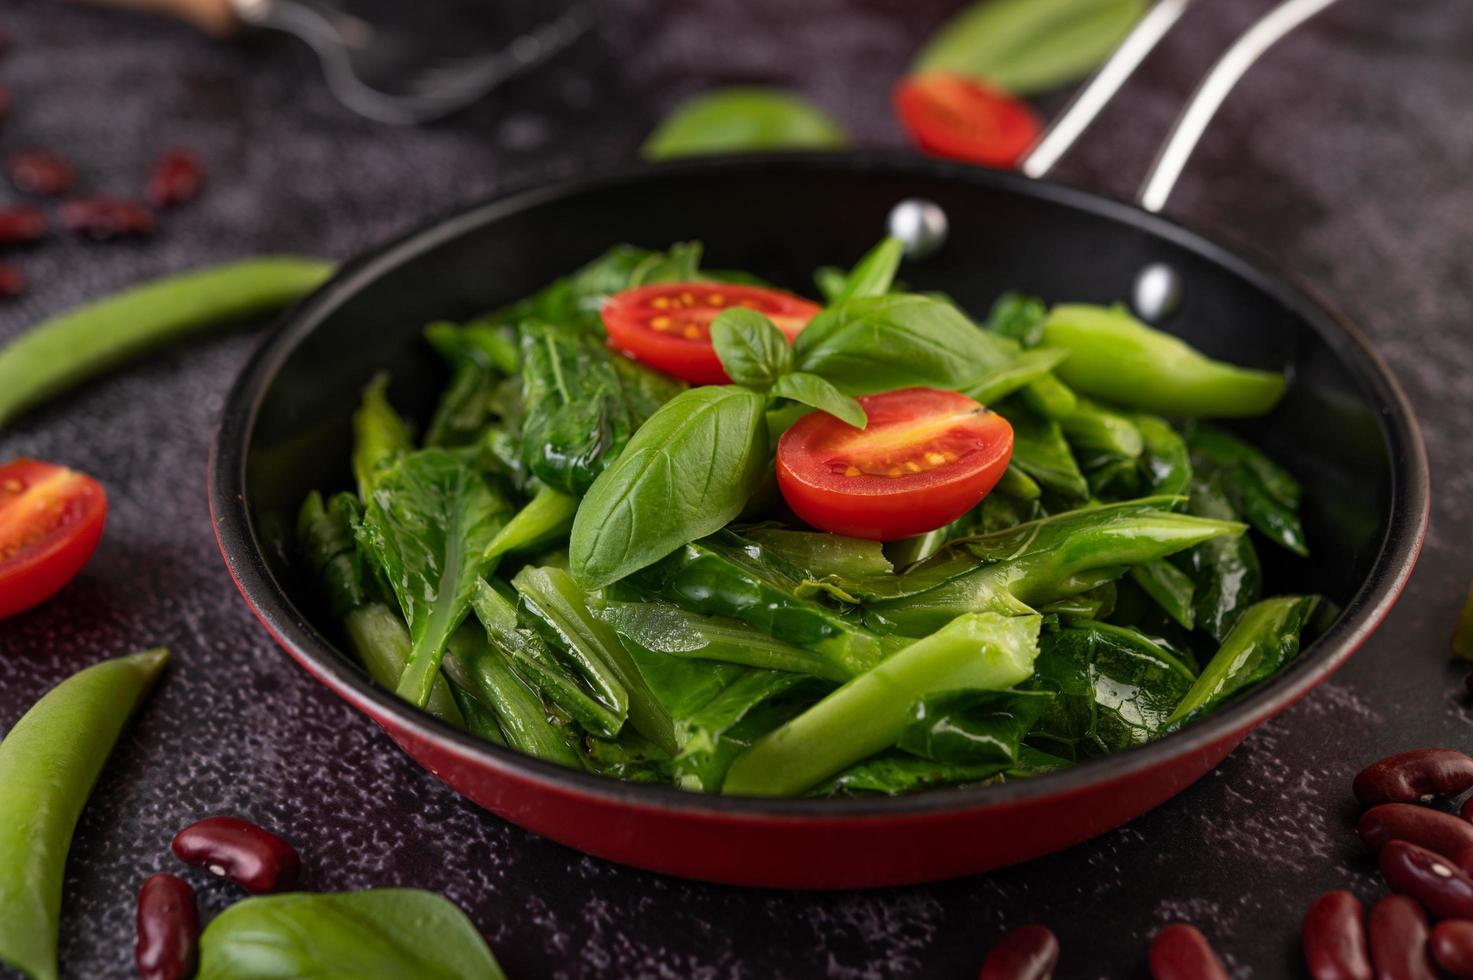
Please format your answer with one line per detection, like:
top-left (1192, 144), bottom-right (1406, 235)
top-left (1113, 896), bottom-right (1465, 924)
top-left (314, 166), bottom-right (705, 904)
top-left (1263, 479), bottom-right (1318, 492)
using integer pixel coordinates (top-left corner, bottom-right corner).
top-left (1021, 0), bottom-right (1340, 212)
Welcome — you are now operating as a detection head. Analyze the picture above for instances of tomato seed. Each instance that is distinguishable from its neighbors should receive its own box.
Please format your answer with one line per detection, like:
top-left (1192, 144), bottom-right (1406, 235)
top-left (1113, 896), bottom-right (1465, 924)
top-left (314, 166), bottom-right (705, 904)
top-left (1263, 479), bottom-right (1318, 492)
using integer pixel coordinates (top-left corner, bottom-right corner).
top-left (171, 815), bottom-right (300, 893)
top-left (146, 149), bottom-right (203, 208)
top-left (978, 924), bottom-right (1058, 980)
top-left (8, 150), bottom-right (76, 196)
top-left (1303, 890), bottom-right (1372, 980)
top-left (1353, 749), bottom-right (1473, 807)
top-left (135, 873), bottom-right (199, 980)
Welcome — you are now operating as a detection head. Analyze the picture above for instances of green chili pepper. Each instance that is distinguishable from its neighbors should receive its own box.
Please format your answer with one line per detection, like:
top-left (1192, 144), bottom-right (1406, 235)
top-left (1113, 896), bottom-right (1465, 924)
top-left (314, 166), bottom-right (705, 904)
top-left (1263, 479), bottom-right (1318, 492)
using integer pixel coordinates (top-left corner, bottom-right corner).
top-left (0, 648), bottom-right (169, 980)
top-left (721, 612), bottom-right (1040, 796)
top-left (0, 257), bottom-right (333, 428)
top-left (1041, 304), bottom-right (1286, 417)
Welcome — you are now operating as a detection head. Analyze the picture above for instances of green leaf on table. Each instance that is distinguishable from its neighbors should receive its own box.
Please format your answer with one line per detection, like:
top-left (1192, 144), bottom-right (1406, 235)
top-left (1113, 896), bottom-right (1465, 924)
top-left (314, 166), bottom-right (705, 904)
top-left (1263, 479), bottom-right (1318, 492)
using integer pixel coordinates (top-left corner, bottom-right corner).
top-left (195, 889), bottom-right (506, 980)
top-left (642, 88), bottom-right (848, 159)
top-left (570, 386), bottom-right (769, 588)
top-left (914, 0), bottom-right (1147, 96)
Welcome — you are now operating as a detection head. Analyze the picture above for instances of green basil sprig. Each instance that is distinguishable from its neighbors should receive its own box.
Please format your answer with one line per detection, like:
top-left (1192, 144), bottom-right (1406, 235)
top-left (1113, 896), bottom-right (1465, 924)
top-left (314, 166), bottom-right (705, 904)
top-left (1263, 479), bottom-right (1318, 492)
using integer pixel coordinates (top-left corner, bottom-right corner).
top-left (196, 889), bottom-right (506, 980)
top-left (710, 308), bottom-right (793, 388)
top-left (710, 307), bottom-right (867, 427)
top-left (570, 386), bottom-right (769, 588)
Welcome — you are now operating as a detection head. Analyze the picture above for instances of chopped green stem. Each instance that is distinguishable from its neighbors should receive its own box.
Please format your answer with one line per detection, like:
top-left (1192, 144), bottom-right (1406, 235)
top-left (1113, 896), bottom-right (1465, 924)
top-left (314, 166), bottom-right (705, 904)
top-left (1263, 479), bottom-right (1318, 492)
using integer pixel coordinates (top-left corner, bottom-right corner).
top-left (443, 627), bottom-right (582, 767)
top-left (722, 613), bottom-right (1040, 796)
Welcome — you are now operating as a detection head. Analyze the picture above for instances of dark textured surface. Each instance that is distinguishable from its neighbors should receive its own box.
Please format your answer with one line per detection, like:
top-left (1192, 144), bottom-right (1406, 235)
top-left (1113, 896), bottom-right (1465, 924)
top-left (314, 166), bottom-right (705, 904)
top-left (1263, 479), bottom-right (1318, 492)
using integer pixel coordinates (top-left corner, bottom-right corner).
top-left (0, 0), bottom-right (1468, 976)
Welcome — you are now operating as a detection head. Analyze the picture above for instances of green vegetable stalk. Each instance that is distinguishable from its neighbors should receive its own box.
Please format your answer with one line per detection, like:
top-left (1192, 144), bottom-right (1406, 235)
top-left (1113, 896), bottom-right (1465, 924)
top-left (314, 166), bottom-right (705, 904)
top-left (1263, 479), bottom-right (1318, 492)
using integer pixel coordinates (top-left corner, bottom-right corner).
top-left (442, 627), bottom-right (581, 767)
top-left (352, 374), bottom-right (414, 501)
top-left (513, 566), bottom-right (678, 755)
top-left (1041, 304), bottom-right (1287, 417)
top-left (0, 648), bottom-right (169, 980)
top-left (196, 889), bottom-right (507, 980)
top-left (0, 257), bottom-right (333, 428)
top-left (722, 612), bottom-right (1040, 796)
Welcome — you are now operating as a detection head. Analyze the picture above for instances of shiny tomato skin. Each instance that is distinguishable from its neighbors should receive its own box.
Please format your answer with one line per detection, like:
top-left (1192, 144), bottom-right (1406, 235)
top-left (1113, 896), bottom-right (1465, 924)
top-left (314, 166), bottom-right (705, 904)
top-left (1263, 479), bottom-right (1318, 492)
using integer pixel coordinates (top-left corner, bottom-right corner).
top-left (0, 459), bottom-right (107, 619)
top-left (776, 387), bottom-right (1013, 541)
top-left (602, 282), bottom-right (821, 385)
top-left (893, 74), bottom-right (1042, 169)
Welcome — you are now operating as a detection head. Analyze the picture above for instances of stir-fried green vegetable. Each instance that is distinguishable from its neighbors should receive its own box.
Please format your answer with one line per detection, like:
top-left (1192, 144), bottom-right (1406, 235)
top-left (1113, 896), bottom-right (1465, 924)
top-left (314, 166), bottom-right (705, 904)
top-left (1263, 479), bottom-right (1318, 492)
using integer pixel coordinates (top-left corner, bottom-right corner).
top-left (294, 238), bottom-right (1323, 800)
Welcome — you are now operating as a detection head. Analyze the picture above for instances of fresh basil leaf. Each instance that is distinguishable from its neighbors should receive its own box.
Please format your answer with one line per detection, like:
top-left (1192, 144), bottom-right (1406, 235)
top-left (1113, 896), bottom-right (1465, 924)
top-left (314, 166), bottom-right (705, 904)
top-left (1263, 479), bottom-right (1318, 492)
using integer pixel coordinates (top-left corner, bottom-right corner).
top-left (913, 0), bottom-right (1146, 96)
top-left (356, 448), bottom-right (513, 707)
top-left (642, 88), bottom-right (848, 159)
top-left (769, 372), bottom-right (866, 428)
top-left (710, 308), bottom-right (794, 388)
top-left (791, 294), bottom-right (1016, 395)
top-left (832, 237), bottom-right (904, 302)
top-left (196, 889), bottom-right (506, 980)
top-left (570, 386), bottom-right (769, 588)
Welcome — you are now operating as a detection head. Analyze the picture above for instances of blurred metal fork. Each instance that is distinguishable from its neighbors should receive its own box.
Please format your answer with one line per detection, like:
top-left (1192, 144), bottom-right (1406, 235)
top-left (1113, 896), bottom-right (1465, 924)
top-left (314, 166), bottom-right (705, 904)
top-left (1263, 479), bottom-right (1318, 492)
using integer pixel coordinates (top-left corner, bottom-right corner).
top-left (88, 0), bottom-right (595, 124)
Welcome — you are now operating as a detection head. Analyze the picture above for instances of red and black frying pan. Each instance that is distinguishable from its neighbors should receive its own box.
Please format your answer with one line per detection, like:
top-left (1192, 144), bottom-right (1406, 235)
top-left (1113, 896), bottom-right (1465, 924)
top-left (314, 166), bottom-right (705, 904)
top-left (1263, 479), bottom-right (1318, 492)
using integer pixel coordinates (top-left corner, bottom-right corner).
top-left (210, 0), bottom-right (1428, 888)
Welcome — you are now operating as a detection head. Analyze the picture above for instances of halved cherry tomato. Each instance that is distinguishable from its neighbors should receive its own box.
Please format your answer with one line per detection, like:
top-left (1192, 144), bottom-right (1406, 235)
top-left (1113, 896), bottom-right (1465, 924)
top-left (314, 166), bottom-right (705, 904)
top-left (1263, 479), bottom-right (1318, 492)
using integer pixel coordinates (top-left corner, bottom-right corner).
top-left (0, 459), bottom-right (107, 619)
top-left (776, 387), bottom-right (1013, 541)
top-left (893, 74), bottom-right (1042, 169)
top-left (602, 282), bottom-right (821, 385)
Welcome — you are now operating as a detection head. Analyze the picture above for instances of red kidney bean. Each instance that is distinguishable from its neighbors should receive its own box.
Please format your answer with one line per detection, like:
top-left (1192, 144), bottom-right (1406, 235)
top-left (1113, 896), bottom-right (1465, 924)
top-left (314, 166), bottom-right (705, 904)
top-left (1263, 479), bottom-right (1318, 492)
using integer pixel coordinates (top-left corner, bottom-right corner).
top-left (171, 816), bottom-right (300, 893)
top-left (7, 150), bottom-right (76, 196)
top-left (1369, 895), bottom-right (1436, 980)
top-left (135, 873), bottom-right (198, 980)
top-left (1361, 804), bottom-right (1473, 859)
top-left (1381, 840), bottom-right (1473, 920)
top-left (1431, 921), bottom-right (1473, 978)
top-left (1354, 749), bottom-right (1473, 807)
top-left (1459, 794), bottom-right (1473, 823)
top-left (145, 149), bottom-right (203, 208)
top-left (1148, 924), bottom-right (1229, 980)
top-left (0, 206), bottom-right (46, 246)
top-left (59, 198), bottom-right (156, 241)
top-left (1303, 890), bottom-right (1372, 980)
top-left (979, 924), bottom-right (1058, 980)
top-left (1456, 848), bottom-right (1473, 878)
top-left (0, 264), bottom-right (23, 299)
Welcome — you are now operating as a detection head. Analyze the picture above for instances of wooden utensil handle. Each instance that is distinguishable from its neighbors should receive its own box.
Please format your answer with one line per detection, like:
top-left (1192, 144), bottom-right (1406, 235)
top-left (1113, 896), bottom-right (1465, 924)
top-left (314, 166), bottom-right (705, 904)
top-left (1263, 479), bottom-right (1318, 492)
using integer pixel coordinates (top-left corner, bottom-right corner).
top-left (74, 0), bottom-right (240, 36)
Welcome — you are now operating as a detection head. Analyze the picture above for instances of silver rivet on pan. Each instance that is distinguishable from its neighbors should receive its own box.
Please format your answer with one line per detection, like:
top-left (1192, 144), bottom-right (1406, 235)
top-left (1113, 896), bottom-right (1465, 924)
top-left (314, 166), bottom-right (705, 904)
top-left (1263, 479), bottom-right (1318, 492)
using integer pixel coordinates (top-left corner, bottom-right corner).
top-left (1132, 262), bottom-right (1183, 322)
top-left (887, 199), bottom-right (948, 260)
